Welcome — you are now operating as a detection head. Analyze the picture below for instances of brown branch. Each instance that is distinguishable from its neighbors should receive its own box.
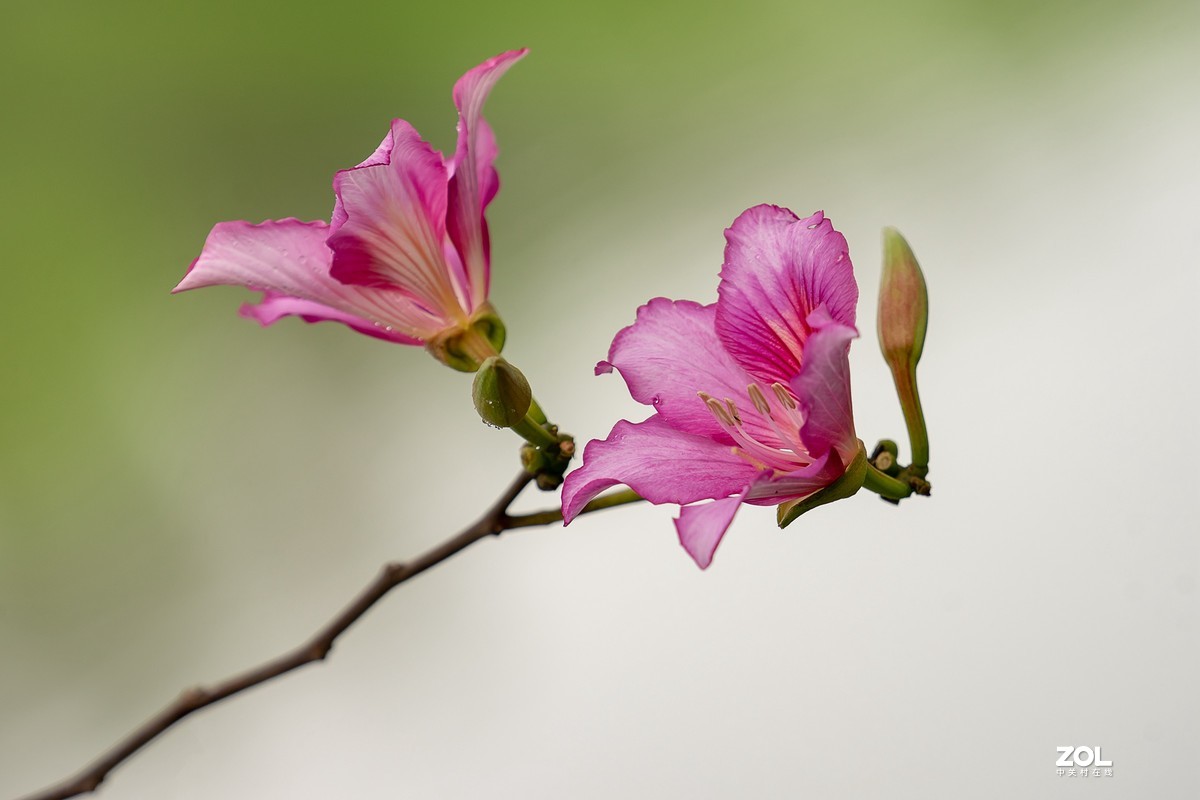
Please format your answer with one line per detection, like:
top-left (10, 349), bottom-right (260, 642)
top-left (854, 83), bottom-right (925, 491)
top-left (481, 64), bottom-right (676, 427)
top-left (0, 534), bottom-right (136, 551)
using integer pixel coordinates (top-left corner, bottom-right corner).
top-left (18, 470), bottom-right (530, 800)
top-left (15, 471), bottom-right (647, 800)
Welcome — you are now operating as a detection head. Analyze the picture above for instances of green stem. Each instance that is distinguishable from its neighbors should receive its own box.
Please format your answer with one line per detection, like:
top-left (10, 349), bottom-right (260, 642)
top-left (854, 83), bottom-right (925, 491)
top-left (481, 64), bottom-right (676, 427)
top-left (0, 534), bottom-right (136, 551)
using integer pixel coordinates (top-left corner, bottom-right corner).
top-left (505, 488), bottom-right (643, 528)
top-left (511, 414), bottom-right (559, 449)
top-left (890, 364), bottom-right (929, 469)
top-left (527, 397), bottom-right (549, 426)
top-left (863, 462), bottom-right (912, 500)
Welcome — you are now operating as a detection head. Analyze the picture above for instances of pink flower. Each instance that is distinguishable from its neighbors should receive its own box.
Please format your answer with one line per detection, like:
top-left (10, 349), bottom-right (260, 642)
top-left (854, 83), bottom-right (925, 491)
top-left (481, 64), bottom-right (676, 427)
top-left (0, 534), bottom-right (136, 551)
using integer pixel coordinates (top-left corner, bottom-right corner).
top-left (560, 206), bottom-right (868, 569)
top-left (174, 49), bottom-right (528, 370)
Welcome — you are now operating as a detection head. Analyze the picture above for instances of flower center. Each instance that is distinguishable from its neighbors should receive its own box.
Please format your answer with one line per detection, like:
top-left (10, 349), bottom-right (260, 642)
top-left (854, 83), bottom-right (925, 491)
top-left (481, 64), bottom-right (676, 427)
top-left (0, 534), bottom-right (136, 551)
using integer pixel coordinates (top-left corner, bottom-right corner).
top-left (698, 382), bottom-right (811, 472)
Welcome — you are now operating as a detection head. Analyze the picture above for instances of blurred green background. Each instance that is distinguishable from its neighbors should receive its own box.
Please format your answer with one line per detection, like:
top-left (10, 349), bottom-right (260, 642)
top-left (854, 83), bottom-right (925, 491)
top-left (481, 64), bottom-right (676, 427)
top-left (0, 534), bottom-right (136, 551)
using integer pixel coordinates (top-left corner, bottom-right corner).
top-left (2, 1), bottom-right (1197, 797)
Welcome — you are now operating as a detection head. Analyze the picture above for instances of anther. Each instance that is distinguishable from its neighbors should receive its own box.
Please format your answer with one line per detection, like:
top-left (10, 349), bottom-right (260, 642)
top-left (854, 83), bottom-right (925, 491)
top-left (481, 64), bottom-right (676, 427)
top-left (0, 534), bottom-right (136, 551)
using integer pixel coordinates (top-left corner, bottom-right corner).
top-left (747, 384), bottom-right (771, 415)
top-left (771, 383), bottom-right (797, 409)
top-left (699, 392), bottom-right (735, 427)
top-left (723, 399), bottom-right (741, 425)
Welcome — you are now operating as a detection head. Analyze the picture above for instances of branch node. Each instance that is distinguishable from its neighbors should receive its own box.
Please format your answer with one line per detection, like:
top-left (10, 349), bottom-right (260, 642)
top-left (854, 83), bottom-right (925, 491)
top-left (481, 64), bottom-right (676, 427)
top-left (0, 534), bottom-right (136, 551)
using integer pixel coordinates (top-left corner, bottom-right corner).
top-left (307, 640), bottom-right (333, 662)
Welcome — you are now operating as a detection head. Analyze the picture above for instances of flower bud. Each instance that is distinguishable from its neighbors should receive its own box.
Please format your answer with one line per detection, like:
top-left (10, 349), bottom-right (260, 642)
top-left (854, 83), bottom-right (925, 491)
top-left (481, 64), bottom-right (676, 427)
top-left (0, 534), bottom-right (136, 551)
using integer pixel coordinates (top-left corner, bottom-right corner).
top-left (878, 228), bottom-right (929, 468)
top-left (878, 228), bottom-right (927, 368)
top-left (472, 356), bottom-right (532, 429)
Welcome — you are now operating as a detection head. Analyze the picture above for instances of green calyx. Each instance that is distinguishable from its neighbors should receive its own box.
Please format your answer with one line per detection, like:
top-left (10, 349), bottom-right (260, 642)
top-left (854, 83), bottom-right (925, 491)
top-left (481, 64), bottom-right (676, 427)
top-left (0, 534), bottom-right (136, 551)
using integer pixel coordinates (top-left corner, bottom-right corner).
top-left (425, 304), bottom-right (508, 372)
top-left (777, 442), bottom-right (868, 529)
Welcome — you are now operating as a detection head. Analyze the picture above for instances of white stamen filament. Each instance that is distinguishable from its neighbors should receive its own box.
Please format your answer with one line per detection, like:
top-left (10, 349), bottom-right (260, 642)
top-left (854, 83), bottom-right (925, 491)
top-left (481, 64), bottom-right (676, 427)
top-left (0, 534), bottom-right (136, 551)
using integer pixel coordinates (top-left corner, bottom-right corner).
top-left (697, 391), bottom-right (801, 472)
top-left (748, 383), bottom-right (797, 453)
top-left (771, 382), bottom-right (806, 430)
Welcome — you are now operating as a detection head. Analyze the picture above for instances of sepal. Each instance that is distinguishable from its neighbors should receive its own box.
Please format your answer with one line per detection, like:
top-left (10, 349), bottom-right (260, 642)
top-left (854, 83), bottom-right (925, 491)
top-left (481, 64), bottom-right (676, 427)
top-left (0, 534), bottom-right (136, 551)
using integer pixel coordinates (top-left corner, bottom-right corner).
top-left (776, 441), bottom-right (868, 528)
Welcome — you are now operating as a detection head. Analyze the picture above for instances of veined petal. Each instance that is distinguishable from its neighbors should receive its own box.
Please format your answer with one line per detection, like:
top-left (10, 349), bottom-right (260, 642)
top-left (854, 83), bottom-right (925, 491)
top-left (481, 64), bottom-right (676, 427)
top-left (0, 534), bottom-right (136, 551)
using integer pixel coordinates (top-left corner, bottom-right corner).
top-left (448, 48), bottom-right (527, 306)
top-left (175, 218), bottom-right (444, 342)
top-left (743, 451), bottom-right (837, 504)
top-left (240, 292), bottom-right (421, 344)
top-left (598, 298), bottom-right (782, 447)
top-left (560, 415), bottom-right (763, 523)
top-left (716, 206), bottom-right (858, 387)
top-left (330, 126), bottom-right (403, 233)
top-left (329, 120), bottom-right (468, 320)
top-left (674, 489), bottom-right (749, 570)
top-left (790, 307), bottom-right (859, 466)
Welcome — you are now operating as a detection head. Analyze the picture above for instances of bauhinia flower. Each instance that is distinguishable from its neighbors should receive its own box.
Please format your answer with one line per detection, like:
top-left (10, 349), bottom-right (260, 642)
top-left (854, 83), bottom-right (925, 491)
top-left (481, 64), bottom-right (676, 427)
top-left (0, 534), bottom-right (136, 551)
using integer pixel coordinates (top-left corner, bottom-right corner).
top-left (560, 205), bottom-right (868, 569)
top-left (174, 49), bottom-right (528, 371)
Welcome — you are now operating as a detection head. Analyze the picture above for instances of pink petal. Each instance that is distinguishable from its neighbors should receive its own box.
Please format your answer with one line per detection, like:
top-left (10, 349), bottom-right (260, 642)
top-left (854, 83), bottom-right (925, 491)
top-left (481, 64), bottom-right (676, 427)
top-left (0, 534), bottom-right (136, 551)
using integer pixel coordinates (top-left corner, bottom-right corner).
top-left (743, 451), bottom-right (838, 504)
top-left (560, 415), bottom-right (763, 523)
top-left (240, 292), bottom-right (421, 344)
top-left (330, 126), bottom-right (404, 233)
top-left (175, 218), bottom-right (442, 342)
top-left (328, 120), bottom-right (470, 319)
top-left (598, 298), bottom-right (781, 447)
top-left (448, 49), bottom-right (528, 306)
top-left (716, 206), bottom-right (858, 387)
top-left (789, 307), bottom-right (859, 466)
top-left (674, 490), bottom-right (748, 570)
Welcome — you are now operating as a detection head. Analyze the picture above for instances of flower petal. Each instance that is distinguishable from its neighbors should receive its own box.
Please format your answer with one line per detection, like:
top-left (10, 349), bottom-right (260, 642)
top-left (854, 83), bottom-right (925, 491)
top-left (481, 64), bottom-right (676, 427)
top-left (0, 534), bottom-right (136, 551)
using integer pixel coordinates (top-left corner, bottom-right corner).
top-left (330, 127), bottom-right (403, 233)
top-left (560, 415), bottom-right (763, 523)
top-left (175, 218), bottom-right (441, 342)
top-left (328, 120), bottom-right (469, 319)
top-left (744, 451), bottom-right (836, 504)
top-left (448, 48), bottom-right (527, 306)
top-left (790, 307), bottom-right (859, 465)
top-left (716, 206), bottom-right (858, 386)
top-left (598, 297), bottom-right (784, 447)
top-left (674, 490), bottom-right (748, 570)
top-left (239, 292), bottom-right (421, 344)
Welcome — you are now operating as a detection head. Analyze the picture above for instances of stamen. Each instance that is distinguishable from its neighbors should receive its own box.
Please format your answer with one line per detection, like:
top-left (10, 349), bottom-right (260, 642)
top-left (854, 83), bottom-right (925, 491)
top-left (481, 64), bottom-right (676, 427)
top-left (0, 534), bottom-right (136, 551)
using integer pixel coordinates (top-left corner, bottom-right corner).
top-left (723, 399), bottom-right (741, 425)
top-left (771, 382), bottom-right (797, 409)
top-left (699, 392), bottom-right (736, 427)
top-left (747, 383), bottom-right (771, 415)
top-left (772, 382), bottom-right (806, 430)
top-left (700, 389), bottom-right (810, 473)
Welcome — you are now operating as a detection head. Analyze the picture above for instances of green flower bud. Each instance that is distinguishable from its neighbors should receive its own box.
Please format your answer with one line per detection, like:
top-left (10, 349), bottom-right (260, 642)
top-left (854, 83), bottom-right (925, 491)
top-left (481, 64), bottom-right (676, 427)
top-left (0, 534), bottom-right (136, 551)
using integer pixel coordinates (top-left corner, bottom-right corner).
top-left (879, 228), bottom-right (928, 368)
top-left (878, 228), bottom-right (930, 468)
top-left (472, 357), bottom-right (533, 429)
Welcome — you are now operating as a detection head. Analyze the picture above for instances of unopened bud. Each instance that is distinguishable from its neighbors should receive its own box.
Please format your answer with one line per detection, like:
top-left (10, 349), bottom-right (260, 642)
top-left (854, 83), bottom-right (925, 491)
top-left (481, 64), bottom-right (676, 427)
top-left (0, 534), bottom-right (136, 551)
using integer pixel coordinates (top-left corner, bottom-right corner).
top-left (472, 356), bottom-right (532, 429)
top-left (878, 228), bottom-right (930, 468)
top-left (879, 228), bottom-right (928, 368)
